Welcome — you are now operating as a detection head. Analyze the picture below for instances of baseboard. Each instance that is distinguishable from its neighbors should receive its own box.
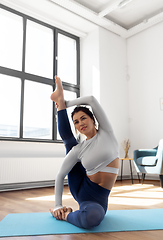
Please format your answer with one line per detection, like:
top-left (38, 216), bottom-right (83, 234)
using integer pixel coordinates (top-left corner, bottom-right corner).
top-left (117, 174), bottom-right (140, 181)
top-left (117, 174), bottom-right (160, 181)
top-left (0, 175), bottom-right (160, 192)
top-left (0, 179), bottom-right (68, 192)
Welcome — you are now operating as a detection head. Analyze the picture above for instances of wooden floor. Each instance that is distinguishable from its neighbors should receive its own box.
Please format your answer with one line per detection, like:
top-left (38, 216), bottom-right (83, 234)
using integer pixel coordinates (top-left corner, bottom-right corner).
top-left (0, 179), bottom-right (163, 240)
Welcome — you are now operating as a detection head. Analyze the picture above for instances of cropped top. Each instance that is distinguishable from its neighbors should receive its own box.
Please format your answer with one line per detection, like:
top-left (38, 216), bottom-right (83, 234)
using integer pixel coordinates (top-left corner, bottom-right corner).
top-left (54, 96), bottom-right (119, 210)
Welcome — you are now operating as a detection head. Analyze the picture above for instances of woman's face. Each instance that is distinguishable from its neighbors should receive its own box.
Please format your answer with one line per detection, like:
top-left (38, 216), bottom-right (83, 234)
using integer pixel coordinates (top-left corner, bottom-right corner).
top-left (72, 111), bottom-right (96, 139)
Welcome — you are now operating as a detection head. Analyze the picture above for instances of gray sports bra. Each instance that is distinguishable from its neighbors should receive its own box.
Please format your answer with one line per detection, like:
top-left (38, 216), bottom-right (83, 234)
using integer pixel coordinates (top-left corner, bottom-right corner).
top-left (100, 166), bottom-right (119, 174)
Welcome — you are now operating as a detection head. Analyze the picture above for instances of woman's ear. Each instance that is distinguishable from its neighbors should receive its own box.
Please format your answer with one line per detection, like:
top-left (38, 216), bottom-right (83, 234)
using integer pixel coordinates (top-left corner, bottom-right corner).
top-left (92, 119), bottom-right (96, 126)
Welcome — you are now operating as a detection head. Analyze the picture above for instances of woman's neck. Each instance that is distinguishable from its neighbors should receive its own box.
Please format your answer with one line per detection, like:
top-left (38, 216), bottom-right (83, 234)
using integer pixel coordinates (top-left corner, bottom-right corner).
top-left (86, 128), bottom-right (97, 140)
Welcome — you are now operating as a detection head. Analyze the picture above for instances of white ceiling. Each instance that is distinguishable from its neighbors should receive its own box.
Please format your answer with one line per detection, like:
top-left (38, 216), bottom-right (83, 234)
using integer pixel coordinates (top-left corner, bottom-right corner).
top-left (1, 0), bottom-right (163, 38)
top-left (75, 0), bottom-right (163, 29)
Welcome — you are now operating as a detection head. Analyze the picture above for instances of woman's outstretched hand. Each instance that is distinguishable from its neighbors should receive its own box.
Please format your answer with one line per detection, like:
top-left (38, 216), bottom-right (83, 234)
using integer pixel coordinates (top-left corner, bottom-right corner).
top-left (50, 207), bottom-right (73, 221)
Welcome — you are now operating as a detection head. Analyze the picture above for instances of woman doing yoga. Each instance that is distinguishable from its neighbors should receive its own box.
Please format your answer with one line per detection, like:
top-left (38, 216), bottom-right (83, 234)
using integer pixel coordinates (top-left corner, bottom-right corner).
top-left (50, 76), bottom-right (119, 229)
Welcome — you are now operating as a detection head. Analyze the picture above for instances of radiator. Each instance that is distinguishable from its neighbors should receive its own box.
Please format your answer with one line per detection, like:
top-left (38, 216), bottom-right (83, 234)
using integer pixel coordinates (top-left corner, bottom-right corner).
top-left (0, 157), bottom-right (64, 184)
top-left (0, 141), bottom-right (66, 189)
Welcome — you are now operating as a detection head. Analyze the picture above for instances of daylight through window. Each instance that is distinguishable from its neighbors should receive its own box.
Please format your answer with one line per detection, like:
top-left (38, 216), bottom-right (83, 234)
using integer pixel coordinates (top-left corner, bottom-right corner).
top-left (0, 5), bottom-right (80, 142)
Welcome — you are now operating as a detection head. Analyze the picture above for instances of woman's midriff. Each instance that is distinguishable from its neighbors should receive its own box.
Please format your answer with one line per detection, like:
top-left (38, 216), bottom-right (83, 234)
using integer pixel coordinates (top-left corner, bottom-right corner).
top-left (87, 158), bottom-right (119, 190)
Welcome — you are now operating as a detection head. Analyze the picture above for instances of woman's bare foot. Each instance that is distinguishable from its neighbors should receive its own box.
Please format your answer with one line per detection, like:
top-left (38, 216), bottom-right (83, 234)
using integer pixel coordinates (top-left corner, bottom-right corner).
top-left (50, 76), bottom-right (66, 111)
top-left (49, 207), bottom-right (73, 221)
top-left (50, 76), bottom-right (63, 102)
top-left (62, 207), bottom-right (73, 221)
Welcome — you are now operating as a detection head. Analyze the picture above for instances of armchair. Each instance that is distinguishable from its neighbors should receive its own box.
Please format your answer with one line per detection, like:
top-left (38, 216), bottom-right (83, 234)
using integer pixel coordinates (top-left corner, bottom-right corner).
top-left (133, 139), bottom-right (163, 188)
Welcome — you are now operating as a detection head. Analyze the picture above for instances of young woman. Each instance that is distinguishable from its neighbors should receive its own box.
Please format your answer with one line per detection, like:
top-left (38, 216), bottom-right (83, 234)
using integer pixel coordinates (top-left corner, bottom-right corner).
top-left (50, 76), bottom-right (119, 229)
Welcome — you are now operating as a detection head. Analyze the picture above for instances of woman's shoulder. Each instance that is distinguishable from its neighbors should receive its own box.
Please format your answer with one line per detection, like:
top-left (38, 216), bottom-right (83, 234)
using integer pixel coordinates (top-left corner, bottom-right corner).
top-left (73, 140), bottom-right (85, 150)
top-left (72, 137), bottom-right (91, 153)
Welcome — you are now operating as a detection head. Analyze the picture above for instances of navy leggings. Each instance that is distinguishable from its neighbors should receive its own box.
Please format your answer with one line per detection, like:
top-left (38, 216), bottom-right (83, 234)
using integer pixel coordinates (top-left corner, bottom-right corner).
top-left (57, 109), bottom-right (110, 229)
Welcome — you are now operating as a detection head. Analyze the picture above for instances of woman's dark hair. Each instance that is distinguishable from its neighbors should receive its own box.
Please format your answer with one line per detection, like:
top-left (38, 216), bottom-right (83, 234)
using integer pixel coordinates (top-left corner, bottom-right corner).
top-left (71, 106), bottom-right (96, 125)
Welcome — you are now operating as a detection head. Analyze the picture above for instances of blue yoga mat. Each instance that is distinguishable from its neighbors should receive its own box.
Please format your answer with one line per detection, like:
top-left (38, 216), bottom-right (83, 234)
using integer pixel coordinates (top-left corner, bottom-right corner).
top-left (0, 209), bottom-right (163, 237)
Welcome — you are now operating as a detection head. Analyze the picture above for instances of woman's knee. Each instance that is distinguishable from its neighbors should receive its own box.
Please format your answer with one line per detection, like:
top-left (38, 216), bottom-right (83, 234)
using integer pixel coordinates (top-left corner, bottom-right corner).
top-left (82, 203), bottom-right (105, 229)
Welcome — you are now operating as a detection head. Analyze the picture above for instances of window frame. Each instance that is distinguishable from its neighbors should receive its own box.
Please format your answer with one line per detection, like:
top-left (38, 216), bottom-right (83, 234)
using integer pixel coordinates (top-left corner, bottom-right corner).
top-left (0, 4), bottom-right (80, 143)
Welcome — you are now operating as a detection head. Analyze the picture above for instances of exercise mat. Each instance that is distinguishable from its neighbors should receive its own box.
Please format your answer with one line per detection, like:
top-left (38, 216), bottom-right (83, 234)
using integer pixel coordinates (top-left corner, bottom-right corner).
top-left (0, 209), bottom-right (163, 237)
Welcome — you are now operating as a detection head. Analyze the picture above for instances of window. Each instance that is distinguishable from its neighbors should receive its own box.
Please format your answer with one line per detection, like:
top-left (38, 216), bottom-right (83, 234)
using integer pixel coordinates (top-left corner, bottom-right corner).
top-left (0, 5), bottom-right (80, 142)
top-left (0, 74), bottom-right (21, 137)
top-left (0, 8), bottom-right (23, 70)
top-left (25, 20), bottom-right (53, 78)
top-left (58, 33), bottom-right (77, 84)
top-left (23, 80), bottom-right (53, 139)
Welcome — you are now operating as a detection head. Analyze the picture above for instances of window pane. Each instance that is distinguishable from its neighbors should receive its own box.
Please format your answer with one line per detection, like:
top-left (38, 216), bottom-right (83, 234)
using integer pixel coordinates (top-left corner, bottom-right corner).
top-left (25, 20), bottom-right (53, 78)
top-left (0, 9), bottom-right (23, 70)
top-left (58, 34), bottom-right (77, 85)
top-left (57, 90), bottom-right (77, 140)
top-left (0, 74), bottom-right (21, 137)
top-left (23, 80), bottom-right (53, 139)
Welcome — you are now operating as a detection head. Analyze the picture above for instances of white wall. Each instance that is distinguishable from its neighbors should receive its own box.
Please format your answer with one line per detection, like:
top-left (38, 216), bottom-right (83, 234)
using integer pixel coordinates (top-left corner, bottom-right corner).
top-left (99, 28), bottom-right (129, 157)
top-left (127, 22), bottom-right (163, 154)
top-left (80, 28), bottom-right (100, 98)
